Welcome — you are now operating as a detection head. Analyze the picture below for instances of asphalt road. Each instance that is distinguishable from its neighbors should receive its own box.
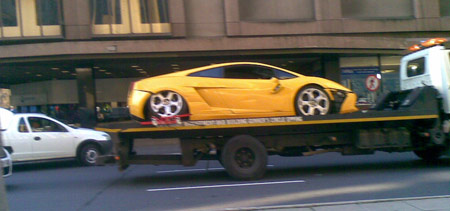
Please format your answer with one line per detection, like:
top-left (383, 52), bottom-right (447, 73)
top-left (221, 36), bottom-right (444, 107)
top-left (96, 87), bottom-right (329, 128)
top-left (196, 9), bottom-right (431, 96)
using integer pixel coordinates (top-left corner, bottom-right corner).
top-left (4, 148), bottom-right (450, 211)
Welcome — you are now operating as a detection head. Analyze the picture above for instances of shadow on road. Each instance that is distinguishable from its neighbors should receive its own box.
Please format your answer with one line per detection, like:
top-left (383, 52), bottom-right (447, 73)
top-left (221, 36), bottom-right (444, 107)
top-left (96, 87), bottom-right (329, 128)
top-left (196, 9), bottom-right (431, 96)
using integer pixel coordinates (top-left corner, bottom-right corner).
top-left (125, 157), bottom-right (450, 186)
top-left (11, 160), bottom-right (81, 172)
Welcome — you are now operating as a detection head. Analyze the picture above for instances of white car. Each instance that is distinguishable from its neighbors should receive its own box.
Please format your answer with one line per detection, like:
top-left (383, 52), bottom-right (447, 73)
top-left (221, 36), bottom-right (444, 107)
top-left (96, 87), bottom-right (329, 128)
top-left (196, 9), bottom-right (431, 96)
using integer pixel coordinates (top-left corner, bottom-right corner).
top-left (1, 148), bottom-right (12, 177)
top-left (0, 108), bottom-right (112, 166)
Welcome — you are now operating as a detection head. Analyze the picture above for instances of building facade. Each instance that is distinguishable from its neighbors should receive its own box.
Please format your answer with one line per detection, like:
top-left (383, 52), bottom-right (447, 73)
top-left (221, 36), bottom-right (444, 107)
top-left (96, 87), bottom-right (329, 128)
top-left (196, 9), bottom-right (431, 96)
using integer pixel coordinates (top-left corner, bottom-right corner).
top-left (0, 0), bottom-right (449, 122)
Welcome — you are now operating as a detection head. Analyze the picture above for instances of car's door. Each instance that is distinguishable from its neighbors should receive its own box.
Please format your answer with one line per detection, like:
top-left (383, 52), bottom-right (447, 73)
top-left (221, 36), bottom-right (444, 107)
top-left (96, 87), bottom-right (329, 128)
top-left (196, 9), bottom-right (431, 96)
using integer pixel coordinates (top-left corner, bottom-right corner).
top-left (26, 116), bottom-right (75, 159)
top-left (7, 117), bottom-right (34, 161)
top-left (217, 65), bottom-right (293, 114)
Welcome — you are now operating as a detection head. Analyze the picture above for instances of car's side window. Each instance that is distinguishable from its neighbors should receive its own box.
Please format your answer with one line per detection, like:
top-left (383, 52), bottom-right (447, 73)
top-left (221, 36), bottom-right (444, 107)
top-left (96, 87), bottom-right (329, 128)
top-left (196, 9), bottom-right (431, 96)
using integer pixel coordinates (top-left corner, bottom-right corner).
top-left (224, 65), bottom-right (275, 79)
top-left (406, 57), bottom-right (426, 77)
top-left (28, 117), bottom-right (68, 133)
top-left (18, 118), bottom-right (29, 133)
top-left (274, 69), bottom-right (297, 79)
top-left (188, 67), bottom-right (224, 78)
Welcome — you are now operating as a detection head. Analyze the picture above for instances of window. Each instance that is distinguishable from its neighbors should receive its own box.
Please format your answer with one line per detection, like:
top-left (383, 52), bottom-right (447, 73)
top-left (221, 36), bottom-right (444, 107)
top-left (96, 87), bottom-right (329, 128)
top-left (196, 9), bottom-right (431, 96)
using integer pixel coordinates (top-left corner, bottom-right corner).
top-left (36, 0), bottom-right (60, 26)
top-left (1, 0), bottom-right (62, 39)
top-left (91, 0), bottom-right (171, 35)
top-left (239, 0), bottom-right (314, 22)
top-left (0, 0), bottom-right (18, 27)
top-left (91, 0), bottom-right (122, 24)
top-left (274, 69), bottom-right (297, 79)
top-left (18, 118), bottom-right (29, 133)
top-left (189, 67), bottom-right (224, 78)
top-left (224, 65), bottom-right (275, 79)
top-left (28, 117), bottom-right (67, 133)
top-left (341, 0), bottom-right (414, 19)
top-left (406, 58), bottom-right (426, 77)
top-left (442, 0), bottom-right (450, 16)
top-left (140, 0), bottom-right (169, 23)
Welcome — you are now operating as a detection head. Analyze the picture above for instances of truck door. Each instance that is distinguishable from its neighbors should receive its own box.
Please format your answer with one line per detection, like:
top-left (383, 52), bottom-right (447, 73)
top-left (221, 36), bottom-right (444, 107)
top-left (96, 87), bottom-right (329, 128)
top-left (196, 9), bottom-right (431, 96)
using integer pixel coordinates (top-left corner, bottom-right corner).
top-left (400, 55), bottom-right (431, 91)
top-left (26, 117), bottom-right (75, 159)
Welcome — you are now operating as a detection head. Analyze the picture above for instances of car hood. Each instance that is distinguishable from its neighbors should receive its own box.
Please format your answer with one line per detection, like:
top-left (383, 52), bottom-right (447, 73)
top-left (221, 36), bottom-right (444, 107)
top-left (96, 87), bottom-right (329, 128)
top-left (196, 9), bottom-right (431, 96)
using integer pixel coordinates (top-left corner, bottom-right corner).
top-left (0, 108), bottom-right (14, 130)
top-left (72, 128), bottom-right (110, 140)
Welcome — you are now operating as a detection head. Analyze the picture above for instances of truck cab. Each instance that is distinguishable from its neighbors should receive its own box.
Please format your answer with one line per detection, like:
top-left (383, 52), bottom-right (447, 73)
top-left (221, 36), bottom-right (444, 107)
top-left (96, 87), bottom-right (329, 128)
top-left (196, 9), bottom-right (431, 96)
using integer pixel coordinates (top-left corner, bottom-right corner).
top-left (400, 38), bottom-right (450, 113)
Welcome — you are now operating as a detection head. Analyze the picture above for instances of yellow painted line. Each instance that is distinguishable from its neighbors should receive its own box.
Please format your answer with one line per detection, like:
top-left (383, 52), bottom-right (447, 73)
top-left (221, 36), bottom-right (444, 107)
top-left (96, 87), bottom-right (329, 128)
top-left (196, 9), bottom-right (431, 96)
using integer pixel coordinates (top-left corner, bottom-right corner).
top-left (120, 114), bottom-right (439, 133)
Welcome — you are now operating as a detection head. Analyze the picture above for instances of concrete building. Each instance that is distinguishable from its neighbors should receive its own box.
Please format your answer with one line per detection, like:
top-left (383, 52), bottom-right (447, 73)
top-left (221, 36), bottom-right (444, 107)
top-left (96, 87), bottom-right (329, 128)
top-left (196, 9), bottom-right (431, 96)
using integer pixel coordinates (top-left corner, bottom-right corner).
top-left (0, 0), bottom-right (449, 123)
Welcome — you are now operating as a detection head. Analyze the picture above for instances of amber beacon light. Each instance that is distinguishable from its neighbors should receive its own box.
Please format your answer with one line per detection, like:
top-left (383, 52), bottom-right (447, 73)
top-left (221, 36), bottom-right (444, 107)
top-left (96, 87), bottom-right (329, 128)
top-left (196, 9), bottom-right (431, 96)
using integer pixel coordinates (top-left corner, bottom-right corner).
top-left (408, 38), bottom-right (448, 52)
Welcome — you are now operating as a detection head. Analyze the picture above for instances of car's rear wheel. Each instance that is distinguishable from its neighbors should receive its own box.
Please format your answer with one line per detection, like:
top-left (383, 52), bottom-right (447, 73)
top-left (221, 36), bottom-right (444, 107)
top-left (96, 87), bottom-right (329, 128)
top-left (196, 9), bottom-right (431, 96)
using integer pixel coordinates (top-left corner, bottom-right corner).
top-left (147, 90), bottom-right (188, 119)
top-left (295, 85), bottom-right (331, 116)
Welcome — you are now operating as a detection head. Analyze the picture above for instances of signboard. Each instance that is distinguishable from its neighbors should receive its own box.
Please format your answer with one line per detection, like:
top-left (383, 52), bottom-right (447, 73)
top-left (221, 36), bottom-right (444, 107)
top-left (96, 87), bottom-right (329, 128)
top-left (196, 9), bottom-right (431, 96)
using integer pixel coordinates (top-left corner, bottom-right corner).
top-left (365, 75), bottom-right (380, 92)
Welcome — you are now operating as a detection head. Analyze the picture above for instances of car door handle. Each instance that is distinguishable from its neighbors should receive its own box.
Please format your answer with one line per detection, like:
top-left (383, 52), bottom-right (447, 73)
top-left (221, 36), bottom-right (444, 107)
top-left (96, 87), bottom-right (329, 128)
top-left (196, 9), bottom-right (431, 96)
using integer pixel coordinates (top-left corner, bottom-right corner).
top-left (34, 137), bottom-right (41, 141)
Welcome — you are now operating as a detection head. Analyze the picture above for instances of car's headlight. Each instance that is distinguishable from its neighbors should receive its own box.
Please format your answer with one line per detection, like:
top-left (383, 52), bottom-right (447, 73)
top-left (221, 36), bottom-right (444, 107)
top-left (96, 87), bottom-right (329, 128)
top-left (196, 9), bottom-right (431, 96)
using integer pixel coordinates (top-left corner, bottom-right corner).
top-left (101, 134), bottom-right (111, 141)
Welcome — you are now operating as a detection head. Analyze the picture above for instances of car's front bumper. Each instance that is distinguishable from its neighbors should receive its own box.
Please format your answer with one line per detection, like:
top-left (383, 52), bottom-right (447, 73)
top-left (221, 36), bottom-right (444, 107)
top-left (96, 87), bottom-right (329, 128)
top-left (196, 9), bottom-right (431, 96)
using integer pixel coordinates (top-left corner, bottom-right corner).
top-left (328, 89), bottom-right (359, 114)
top-left (98, 139), bottom-right (114, 156)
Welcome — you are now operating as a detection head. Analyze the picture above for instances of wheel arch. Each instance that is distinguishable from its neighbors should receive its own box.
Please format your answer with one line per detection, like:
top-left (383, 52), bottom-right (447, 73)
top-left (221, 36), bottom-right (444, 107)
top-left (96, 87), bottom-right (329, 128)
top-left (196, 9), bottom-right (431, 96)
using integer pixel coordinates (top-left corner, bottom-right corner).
top-left (76, 140), bottom-right (103, 158)
top-left (143, 88), bottom-right (191, 120)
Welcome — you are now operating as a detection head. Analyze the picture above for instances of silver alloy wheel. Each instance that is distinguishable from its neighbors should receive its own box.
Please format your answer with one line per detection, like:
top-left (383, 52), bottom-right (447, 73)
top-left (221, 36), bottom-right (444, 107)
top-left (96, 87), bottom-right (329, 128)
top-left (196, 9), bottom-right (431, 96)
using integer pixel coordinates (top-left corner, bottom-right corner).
top-left (85, 148), bottom-right (98, 164)
top-left (297, 87), bottom-right (330, 116)
top-left (150, 91), bottom-right (184, 117)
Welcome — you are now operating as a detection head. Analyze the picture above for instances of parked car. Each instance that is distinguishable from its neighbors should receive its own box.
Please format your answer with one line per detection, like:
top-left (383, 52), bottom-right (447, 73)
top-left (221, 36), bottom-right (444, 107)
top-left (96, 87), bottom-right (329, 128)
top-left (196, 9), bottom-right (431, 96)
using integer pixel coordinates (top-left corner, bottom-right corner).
top-left (1, 148), bottom-right (12, 177)
top-left (0, 108), bottom-right (112, 166)
top-left (128, 62), bottom-right (358, 121)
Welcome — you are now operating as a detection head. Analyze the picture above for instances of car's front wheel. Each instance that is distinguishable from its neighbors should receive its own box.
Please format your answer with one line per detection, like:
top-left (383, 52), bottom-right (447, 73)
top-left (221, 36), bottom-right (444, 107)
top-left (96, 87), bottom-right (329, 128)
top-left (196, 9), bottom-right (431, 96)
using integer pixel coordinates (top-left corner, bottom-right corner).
top-left (147, 90), bottom-right (188, 119)
top-left (79, 144), bottom-right (100, 166)
top-left (295, 85), bottom-right (331, 116)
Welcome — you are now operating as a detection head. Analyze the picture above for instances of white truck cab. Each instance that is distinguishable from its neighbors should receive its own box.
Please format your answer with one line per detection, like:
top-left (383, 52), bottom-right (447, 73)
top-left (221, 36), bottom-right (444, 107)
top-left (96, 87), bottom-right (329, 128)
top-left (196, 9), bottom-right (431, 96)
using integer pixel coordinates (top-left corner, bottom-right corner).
top-left (400, 38), bottom-right (450, 113)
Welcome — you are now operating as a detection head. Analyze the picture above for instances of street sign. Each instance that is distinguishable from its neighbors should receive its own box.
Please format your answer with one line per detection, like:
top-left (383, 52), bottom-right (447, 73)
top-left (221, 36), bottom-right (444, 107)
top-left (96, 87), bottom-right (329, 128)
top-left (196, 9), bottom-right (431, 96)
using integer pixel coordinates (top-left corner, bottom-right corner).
top-left (365, 75), bottom-right (380, 92)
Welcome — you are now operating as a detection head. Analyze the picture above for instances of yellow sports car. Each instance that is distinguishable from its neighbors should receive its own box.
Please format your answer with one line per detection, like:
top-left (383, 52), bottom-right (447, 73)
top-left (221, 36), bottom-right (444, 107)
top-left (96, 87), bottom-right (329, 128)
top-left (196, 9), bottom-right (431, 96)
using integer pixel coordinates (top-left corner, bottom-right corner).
top-left (128, 62), bottom-right (358, 121)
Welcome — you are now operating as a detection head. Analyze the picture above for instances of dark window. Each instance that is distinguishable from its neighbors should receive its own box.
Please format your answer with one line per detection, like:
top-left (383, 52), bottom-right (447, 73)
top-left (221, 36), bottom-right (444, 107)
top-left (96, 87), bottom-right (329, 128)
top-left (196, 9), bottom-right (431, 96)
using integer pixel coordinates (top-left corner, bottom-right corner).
top-left (18, 118), bottom-right (29, 133)
top-left (140, 0), bottom-right (169, 23)
top-left (406, 58), bottom-right (426, 77)
top-left (28, 117), bottom-right (67, 133)
top-left (189, 67), bottom-right (224, 78)
top-left (274, 69), bottom-right (297, 79)
top-left (239, 0), bottom-right (314, 22)
top-left (442, 0), bottom-right (450, 16)
top-left (91, 0), bottom-right (122, 24)
top-left (341, 0), bottom-right (414, 19)
top-left (224, 65), bottom-right (275, 79)
top-left (0, 0), bottom-right (18, 26)
top-left (36, 0), bottom-right (60, 25)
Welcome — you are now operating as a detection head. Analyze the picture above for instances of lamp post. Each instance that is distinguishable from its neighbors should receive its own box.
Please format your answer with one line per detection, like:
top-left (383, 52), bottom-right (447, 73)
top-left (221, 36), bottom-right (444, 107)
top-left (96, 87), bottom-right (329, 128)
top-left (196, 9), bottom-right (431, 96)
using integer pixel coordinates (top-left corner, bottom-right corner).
top-left (0, 115), bottom-right (9, 210)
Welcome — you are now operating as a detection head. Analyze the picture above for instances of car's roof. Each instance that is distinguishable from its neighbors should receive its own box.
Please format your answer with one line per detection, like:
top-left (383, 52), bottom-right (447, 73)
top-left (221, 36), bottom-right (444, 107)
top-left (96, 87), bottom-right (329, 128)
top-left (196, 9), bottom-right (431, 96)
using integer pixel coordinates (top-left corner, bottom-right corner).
top-left (159, 62), bottom-right (303, 77)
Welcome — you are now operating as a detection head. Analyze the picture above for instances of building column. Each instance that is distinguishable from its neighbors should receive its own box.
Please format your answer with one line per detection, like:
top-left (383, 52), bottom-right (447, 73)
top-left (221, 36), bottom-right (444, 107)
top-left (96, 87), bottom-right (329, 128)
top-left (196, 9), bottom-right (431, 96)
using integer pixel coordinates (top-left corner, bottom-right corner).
top-left (76, 68), bottom-right (97, 128)
top-left (322, 55), bottom-right (341, 83)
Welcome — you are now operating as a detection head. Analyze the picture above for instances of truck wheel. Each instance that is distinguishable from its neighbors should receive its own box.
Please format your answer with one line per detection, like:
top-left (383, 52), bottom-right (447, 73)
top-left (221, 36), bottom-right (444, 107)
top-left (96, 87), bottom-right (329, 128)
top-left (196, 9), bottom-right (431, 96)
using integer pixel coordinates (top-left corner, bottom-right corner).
top-left (79, 144), bottom-right (100, 166)
top-left (413, 146), bottom-right (445, 162)
top-left (221, 135), bottom-right (267, 180)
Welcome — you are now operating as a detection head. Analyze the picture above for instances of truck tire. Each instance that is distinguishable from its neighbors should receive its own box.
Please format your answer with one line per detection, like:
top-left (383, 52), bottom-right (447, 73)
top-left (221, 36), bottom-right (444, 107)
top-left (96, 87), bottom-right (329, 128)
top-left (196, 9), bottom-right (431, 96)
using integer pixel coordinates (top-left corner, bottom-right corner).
top-left (413, 146), bottom-right (445, 162)
top-left (221, 135), bottom-right (267, 180)
top-left (79, 144), bottom-right (100, 166)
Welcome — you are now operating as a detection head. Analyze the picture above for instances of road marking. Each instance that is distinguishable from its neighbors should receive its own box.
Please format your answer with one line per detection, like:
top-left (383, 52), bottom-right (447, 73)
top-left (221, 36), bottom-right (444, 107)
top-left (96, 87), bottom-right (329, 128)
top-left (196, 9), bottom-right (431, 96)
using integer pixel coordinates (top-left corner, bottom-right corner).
top-left (156, 165), bottom-right (275, 174)
top-left (146, 180), bottom-right (305, 192)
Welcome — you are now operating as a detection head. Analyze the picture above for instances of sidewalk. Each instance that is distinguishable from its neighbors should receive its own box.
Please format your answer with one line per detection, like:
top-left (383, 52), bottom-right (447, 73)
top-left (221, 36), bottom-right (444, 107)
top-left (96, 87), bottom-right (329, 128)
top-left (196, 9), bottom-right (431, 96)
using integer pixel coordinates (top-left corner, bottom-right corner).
top-left (234, 195), bottom-right (450, 211)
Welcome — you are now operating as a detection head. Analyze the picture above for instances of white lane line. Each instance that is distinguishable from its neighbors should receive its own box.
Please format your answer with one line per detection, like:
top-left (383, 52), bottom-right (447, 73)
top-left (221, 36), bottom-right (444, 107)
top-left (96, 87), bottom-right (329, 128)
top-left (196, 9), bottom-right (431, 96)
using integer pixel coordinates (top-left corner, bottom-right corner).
top-left (156, 165), bottom-right (275, 174)
top-left (146, 180), bottom-right (305, 192)
top-left (157, 168), bottom-right (224, 174)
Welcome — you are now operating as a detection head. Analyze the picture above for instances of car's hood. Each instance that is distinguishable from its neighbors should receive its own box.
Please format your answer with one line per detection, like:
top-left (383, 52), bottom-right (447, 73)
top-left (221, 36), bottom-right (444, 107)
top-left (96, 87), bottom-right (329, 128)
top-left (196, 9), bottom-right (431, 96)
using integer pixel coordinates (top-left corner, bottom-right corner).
top-left (72, 128), bottom-right (110, 140)
top-left (0, 108), bottom-right (14, 130)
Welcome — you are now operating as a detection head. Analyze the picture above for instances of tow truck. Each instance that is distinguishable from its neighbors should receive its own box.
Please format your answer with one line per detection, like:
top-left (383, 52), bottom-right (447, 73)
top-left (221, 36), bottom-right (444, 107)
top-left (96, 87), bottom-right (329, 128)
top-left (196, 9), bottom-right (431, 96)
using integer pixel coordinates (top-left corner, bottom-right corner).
top-left (96, 38), bottom-right (450, 180)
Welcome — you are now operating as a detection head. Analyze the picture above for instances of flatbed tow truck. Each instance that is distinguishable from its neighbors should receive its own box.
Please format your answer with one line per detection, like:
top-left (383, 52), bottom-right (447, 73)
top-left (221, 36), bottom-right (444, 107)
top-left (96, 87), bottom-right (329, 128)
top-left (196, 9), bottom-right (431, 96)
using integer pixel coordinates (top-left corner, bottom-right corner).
top-left (96, 38), bottom-right (450, 180)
